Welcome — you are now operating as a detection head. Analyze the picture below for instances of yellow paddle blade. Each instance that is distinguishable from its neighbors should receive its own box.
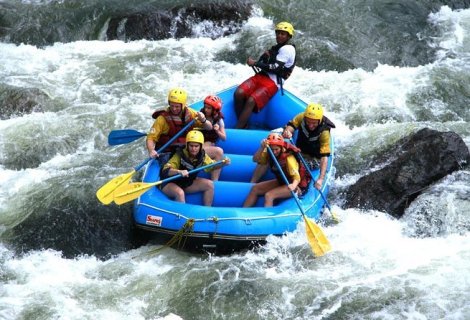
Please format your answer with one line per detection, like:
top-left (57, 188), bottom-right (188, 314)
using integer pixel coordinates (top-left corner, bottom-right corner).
top-left (304, 216), bottom-right (331, 257)
top-left (96, 170), bottom-right (136, 205)
top-left (113, 181), bottom-right (162, 205)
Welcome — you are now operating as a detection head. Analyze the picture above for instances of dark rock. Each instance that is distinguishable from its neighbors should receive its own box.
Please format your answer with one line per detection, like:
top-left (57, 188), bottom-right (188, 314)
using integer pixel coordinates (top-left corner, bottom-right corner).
top-left (106, 2), bottom-right (253, 41)
top-left (0, 85), bottom-right (48, 119)
top-left (2, 178), bottom-right (139, 259)
top-left (435, 0), bottom-right (470, 10)
top-left (344, 128), bottom-right (470, 217)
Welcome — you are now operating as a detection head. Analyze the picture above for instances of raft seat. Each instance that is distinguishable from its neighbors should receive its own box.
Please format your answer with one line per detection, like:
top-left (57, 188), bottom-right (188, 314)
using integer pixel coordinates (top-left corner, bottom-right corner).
top-left (188, 152), bottom-right (275, 207)
top-left (217, 128), bottom-right (280, 155)
top-left (185, 181), bottom-right (265, 207)
top-left (198, 153), bottom-right (275, 183)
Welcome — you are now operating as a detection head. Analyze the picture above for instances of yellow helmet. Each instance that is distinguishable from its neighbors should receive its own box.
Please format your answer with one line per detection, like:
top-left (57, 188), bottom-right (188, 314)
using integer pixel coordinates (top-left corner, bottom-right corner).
top-left (186, 130), bottom-right (204, 145)
top-left (275, 21), bottom-right (294, 37)
top-left (168, 87), bottom-right (187, 105)
top-left (304, 103), bottom-right (324, 121)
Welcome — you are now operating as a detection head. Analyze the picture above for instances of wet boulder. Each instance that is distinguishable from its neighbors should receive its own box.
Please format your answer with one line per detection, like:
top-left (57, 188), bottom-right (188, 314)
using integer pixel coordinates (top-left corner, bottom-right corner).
top-left (436, 0), bottom-right (470, 10)
top-left (0, 85), bottom-right (48, 119)
top-left (106, 2), bottom-right (253, 41)
top-left (344, 128), bottom-right (470, 218)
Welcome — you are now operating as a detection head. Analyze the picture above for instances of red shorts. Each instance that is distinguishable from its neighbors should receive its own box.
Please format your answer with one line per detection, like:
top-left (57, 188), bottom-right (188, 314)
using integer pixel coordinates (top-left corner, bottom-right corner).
top-left (238, 73), bottom-right (278, 112)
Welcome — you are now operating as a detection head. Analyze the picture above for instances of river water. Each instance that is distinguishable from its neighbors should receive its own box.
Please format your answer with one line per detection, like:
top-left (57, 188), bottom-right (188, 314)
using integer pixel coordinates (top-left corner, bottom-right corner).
top-left (0, 1), bottom-right (469, 319)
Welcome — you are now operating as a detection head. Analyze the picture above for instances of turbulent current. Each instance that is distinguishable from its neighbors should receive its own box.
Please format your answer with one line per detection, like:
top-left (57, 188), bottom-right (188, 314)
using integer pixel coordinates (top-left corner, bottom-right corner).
top-left (0, 1), bottom-right (469, 319)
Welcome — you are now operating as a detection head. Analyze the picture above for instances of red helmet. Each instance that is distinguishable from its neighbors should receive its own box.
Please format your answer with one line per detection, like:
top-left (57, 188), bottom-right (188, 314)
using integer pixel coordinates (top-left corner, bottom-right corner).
top-left (203, 95), bottom-right (222, 111)
top-left (267, 133), bottom-right (285, 148)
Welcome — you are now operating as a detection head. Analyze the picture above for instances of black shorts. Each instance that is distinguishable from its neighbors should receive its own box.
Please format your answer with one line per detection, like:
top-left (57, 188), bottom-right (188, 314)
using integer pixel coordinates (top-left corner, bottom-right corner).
top-left (158, 167), bottom-right (194, 190)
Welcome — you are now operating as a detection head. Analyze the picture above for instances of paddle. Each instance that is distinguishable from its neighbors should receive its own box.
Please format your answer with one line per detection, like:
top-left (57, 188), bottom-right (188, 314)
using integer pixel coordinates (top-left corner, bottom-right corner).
top-left (267, 145), bottom-right (331, 257)
top-left (108, 129), bottom-right (146, 146)
top-left (96, 157), bottom-right (152, 205)
top-left (113, 159), bottom-right (227, 205)
top-left (96, 119), bottom-right (196, 205)
top-left (289, 139), bottom-right (340, 223)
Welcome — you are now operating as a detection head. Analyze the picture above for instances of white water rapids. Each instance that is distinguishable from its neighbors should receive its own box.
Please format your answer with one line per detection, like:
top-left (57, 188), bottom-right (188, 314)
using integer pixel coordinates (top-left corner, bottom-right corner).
top-left (0, 6), bottom-right (469, 320)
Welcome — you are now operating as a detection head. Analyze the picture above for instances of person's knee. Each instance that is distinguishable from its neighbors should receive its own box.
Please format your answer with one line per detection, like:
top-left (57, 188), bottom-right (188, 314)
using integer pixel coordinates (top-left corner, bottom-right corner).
top-left (264, 191), bottom-right (273, 200)
top-left (175, 188), bottom-right (185, 200)
top-left (235, 87), bottom-right (245, 100)
top-left (251, 164), bottom-right (267, 183)
top-left (204, 179), bottom-right (214, 191)
top-left (246, 96), bottom-right (257, 110)
top-left (214, 147), bottom-right (223, 159)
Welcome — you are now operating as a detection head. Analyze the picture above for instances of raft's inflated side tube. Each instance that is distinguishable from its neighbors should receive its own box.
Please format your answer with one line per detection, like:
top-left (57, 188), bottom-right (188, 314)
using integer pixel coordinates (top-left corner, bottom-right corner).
top-left (198, 153), bottom-right (275, 182)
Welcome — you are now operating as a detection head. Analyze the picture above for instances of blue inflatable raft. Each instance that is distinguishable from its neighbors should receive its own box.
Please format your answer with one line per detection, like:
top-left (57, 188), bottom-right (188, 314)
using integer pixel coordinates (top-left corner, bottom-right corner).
top-left (133, 86), bottom-right (335, 253)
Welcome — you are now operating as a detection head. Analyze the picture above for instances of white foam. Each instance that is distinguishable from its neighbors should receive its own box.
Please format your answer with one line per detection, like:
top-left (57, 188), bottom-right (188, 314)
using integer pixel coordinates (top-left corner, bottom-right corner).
top-left (428, 6), bottom-right (470, 58)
